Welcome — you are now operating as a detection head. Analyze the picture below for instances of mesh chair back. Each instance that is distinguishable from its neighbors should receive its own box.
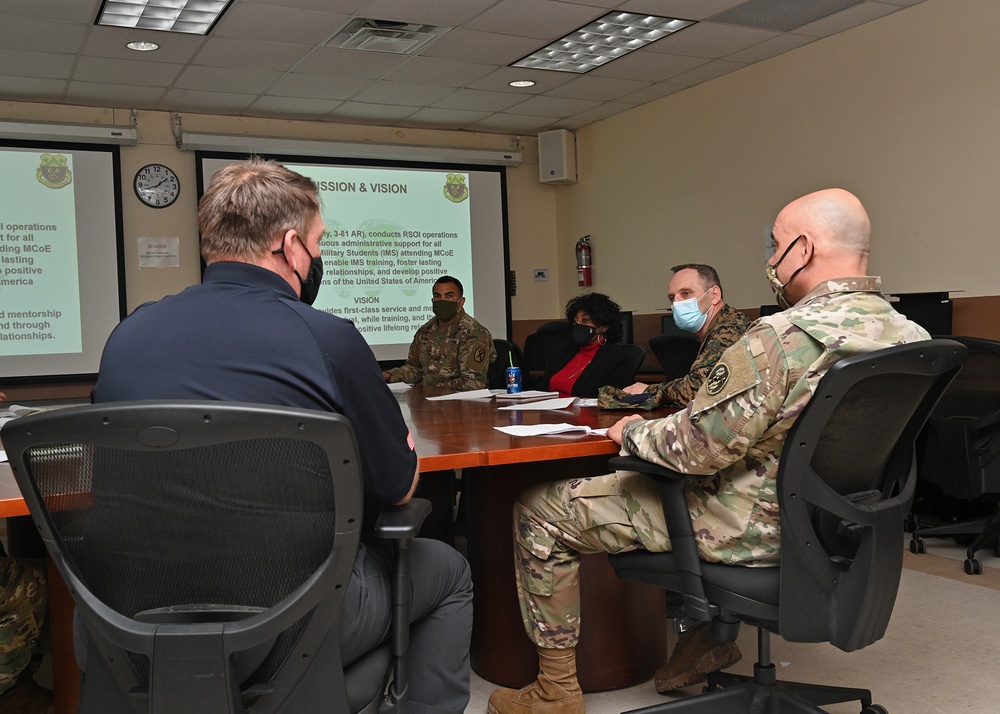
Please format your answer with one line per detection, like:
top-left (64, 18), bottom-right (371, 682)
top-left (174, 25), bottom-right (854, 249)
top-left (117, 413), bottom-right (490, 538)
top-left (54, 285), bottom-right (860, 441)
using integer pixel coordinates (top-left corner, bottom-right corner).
top-left (777, 340), bottom-right (966, 651)
top-left (648, 333), bottom-right (700, 381)
top-left (918, 336), bottom-right (1000, 499)
top-left (2, 400), bottom-right (364, 714)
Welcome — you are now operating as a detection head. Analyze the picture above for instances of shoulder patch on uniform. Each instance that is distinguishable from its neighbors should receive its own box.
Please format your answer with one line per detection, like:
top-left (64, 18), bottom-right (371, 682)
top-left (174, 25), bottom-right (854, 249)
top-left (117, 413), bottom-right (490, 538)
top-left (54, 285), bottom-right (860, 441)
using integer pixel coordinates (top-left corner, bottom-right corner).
top-left (705, 363), bottom-right (730, 395)
top-left (474, 346), bottom-right (486, 363)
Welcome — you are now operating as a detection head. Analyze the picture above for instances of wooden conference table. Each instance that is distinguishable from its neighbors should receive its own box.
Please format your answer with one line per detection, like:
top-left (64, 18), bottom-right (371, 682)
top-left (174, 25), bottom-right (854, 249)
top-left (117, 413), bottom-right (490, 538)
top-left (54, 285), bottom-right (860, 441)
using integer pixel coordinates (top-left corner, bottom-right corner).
top-left (1, 388), bottom-right (672, 710)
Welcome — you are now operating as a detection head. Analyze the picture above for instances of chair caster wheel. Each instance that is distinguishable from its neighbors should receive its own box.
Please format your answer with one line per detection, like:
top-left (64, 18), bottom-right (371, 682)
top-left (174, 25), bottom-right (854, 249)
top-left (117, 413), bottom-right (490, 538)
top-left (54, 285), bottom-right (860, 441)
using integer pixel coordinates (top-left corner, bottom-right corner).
top-left (903, 515), bottom-right (917, 533)
top-left (909, 538), bottom-right (925, 554)
top-left (964, 558), bottom-right (982, 575)
top-left (861, 705), bottom-right (888, 714)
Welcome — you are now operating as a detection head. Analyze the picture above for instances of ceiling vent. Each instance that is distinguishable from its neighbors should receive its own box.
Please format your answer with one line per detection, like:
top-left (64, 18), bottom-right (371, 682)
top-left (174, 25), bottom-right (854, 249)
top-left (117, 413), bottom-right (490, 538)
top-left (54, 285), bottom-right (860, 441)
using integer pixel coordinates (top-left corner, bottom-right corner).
top-left (327, 19), bottom-right (451, 54)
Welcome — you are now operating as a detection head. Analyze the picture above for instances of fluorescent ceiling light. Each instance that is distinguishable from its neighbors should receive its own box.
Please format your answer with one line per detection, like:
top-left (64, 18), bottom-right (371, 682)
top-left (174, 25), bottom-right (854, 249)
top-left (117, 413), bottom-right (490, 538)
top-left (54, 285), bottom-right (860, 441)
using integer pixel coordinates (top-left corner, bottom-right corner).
top-left (512, 12), bottom-right (695, 73)
top-left (509, 80), bottom-right (535, 88)
top-left (126, 41), bottom-right (159, 51)
top-left (96, 0), bottom-right (233, 35)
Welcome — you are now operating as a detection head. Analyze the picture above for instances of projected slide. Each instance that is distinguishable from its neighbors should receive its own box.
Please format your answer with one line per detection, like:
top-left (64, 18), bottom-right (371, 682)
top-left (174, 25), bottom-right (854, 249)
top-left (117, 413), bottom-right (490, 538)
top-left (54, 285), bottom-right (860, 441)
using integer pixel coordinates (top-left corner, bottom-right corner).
top-left (200, 155), bottom-right (509, 361)
top-left (0, 143), bottom-right (125, 382)
top-left (292, 164), bottom-right (474, 345)
top-left (0, 151), bottom-right (83, 355)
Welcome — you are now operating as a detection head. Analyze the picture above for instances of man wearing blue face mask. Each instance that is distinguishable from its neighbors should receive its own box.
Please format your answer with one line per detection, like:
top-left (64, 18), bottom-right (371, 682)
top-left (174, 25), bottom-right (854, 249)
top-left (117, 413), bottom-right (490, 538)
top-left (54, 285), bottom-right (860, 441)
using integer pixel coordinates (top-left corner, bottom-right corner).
top-left (600, 264), bottom-right (749, 410)
top-left (383, 275), bottom-right (496, 391)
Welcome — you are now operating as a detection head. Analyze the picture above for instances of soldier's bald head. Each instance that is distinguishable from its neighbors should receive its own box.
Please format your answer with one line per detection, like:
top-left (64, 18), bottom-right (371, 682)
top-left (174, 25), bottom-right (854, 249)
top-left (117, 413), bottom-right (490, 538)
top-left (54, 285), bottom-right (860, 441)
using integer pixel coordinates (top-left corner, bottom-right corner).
top-left (778, 188), bottom-right (871, 259)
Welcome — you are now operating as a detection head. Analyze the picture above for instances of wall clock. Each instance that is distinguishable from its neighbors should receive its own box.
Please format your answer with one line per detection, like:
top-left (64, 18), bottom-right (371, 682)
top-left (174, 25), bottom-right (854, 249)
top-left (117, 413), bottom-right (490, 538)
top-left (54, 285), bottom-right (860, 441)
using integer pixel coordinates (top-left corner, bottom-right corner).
top-left (133, 163), bottom-right (180, 208)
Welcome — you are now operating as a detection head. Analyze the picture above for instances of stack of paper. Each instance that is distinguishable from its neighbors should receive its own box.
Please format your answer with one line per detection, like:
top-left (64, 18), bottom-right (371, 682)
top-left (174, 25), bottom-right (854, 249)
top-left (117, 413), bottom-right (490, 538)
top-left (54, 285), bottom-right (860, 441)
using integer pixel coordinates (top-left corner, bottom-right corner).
top-left (494, 423), bottom-right (608, 437)
top-left (497, 397), bottom-right (576, 411)
top-left (493, 390), bottom-right (560, 401)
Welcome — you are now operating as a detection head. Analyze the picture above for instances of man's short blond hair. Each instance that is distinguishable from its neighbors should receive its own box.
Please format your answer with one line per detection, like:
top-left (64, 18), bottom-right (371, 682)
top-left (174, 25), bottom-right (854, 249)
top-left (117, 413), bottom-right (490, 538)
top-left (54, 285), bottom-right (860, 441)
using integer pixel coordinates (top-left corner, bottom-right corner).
top-left (198, 158), bottom-right (321, 262)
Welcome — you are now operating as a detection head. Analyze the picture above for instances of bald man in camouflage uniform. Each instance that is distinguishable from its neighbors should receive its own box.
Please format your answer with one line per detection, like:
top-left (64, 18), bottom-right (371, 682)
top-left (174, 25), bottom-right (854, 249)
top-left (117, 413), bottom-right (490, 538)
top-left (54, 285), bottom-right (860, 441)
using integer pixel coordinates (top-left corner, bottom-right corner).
top-left (488, 189), bottom-right (930, 714)
top-left (384, 275), bottom-right (496, 391)
top-left (598, 264), bottom-right (749, 410)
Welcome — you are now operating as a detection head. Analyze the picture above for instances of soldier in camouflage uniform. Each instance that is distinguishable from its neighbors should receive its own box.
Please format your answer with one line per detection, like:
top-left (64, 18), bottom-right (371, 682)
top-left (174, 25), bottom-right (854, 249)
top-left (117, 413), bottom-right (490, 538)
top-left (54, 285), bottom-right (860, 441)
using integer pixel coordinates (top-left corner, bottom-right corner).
top-left (598, 264), bottom-right (749, 410)
top-left (0, 555), bottom-right (49, 710)
top-left (383, 275), bottom-right (496, 391)
top-left (488, 189), bottom-right (930, 714)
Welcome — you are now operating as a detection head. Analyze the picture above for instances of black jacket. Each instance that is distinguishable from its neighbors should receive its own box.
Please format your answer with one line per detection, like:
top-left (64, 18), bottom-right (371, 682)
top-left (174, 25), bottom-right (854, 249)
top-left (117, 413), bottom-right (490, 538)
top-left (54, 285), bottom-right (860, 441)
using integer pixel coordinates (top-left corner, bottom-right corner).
top-left (541, 342), bottom-right (633, 397)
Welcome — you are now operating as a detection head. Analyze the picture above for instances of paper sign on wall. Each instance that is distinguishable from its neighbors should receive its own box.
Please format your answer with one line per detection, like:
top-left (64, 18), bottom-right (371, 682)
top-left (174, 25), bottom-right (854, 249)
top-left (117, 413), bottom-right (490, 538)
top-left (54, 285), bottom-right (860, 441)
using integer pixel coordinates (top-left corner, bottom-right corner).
top-left (138, 236), bottom-right (180, 268)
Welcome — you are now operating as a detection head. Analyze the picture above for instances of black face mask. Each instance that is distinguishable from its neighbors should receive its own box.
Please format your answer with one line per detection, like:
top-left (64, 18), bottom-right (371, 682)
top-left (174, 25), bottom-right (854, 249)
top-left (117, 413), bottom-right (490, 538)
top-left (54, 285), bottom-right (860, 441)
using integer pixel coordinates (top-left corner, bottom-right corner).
top-left (571, 323), bottom-right (596, 346)
top-left (273, 235), bottom-right (324, 306)
top-left (297, 251), bottom-right (324, 306)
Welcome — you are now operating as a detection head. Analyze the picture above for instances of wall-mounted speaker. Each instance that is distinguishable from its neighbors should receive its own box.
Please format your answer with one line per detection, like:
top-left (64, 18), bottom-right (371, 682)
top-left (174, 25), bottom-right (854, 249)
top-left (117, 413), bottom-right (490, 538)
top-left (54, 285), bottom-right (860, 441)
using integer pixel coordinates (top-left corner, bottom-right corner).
top-left (538, 129), bottom-right (577, 184)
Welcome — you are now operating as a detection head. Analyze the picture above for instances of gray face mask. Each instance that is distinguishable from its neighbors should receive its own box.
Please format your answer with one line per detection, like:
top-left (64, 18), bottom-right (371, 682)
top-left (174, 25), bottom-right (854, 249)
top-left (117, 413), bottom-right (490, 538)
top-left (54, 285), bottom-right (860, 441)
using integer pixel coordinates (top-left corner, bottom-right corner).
top-left (765, 235), bottom-right (805, 309)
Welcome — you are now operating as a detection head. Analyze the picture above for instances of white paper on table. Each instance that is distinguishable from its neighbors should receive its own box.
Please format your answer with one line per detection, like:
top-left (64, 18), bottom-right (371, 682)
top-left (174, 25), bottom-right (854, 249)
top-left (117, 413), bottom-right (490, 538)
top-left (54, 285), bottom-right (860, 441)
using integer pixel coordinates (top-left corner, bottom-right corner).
top-left (387, 382), bottom-right (412, 393)
top-left (497, 397), bottom-right (576, 411)
top-left (493, 390), bottom-right (560, 401)
top-left (425, 388), bottom-right (495, 401)
top-left (575, 398), bottom-right (599, 407)
top-left (494, 423), bottom-right (608, 437)
top-left (0, 449), bottom-right (6, 462)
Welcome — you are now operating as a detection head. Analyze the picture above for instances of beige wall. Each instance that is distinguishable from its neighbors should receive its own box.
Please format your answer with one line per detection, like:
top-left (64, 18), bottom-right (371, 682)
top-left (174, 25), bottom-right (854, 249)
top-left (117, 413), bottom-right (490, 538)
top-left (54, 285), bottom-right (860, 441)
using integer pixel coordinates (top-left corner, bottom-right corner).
top-left (0, 101), bottom-right (562, 322)
top-left (551, 0), bottom-right (1000, 318)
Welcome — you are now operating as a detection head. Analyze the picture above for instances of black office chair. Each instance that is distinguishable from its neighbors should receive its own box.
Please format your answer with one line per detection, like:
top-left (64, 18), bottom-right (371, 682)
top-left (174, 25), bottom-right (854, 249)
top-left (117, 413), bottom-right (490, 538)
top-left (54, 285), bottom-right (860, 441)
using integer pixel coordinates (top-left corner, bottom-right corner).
top-left (489, 338), bottom-right (526, 390)
top-left (620, 310), bottom-right (634, 346)
top-left (522, 333), bottom-right (546, 374)
top-left (908, 336), bottom-right (1000, 574)
top-left (648, 334), bottom-right (701, 382)
top-left (608, 339), bottom-right (965, 714)
top-left (535, 321), bottom-right (573, 374)
top-left (619, 343), bottom-right (648, 382)
top-left (1, 400), bottom-right (429, 714)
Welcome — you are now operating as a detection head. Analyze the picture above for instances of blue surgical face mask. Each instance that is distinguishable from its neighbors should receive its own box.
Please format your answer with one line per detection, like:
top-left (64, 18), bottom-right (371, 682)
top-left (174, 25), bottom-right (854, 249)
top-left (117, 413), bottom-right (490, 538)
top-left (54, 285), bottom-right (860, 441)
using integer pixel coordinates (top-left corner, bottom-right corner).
top-left (672, 289), bottom-right (710, 333)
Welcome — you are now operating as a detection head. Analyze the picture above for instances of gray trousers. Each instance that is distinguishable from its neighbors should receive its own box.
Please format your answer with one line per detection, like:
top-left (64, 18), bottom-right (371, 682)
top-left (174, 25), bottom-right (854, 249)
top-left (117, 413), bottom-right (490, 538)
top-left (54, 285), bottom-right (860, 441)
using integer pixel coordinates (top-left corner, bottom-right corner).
top-left (75, 537), bottom-right (473, 714)
top-left (342, 537), bottom-right (473, 714)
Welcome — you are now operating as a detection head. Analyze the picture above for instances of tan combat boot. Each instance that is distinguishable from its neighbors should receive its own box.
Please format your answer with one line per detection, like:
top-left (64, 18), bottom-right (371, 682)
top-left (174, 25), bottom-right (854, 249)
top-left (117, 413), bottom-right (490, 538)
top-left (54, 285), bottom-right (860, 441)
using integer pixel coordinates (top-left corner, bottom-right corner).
top-left (487, 647), bottom-right (585, 714)
top-left (654, 621), bottom-right (742, 693)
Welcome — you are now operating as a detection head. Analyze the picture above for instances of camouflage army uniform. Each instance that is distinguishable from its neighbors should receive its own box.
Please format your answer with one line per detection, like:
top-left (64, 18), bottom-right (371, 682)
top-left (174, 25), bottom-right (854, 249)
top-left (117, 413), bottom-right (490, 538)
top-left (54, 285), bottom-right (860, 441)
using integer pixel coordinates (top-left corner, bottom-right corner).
top-left (598, 303), bottom-right (750, 410)
top-left (513, 277), bottom-right (929, 649)
top-left (385, 309), bottom-right (496, 390)
top-left (0, 557), bottom-right (47, 696)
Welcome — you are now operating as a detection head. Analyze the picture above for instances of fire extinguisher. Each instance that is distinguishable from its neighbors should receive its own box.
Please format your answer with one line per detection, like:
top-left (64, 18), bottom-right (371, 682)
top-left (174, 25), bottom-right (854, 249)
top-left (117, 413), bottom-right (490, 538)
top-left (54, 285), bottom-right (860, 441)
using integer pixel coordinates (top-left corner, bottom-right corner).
top-left (576, 235), bottom-right (592, 287)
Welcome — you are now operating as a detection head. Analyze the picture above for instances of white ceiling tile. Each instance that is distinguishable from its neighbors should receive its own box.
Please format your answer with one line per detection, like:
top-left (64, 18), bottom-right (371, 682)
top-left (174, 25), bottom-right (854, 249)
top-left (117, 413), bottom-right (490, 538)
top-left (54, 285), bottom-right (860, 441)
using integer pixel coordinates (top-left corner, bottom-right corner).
top-left (350, 79), bottom-right (457, 106)
top-left (0, 0), bottom-right (931, 135)
top-left (174, 66), bottom-right (283, 94)
top-left (382, 56), bottom-right (496, 86)
top-left (324, 101), bottom-right (421, 124)
top-left (465, 0), bottom-right (602, 39)
top-left (796, 1), bottom-right (900, 38)
top-left (667, 58), bottom-right (745, 86)
top-left (649, 22), bottom-right (780, 58)
top-left (74, 57), bottom-right (184, 87)
top-left (193, 39), bottom-right (311, 72)
top-left (64, 81), bottom-right (167, 108)
top-left (431, 88), bottom-right (533, 112)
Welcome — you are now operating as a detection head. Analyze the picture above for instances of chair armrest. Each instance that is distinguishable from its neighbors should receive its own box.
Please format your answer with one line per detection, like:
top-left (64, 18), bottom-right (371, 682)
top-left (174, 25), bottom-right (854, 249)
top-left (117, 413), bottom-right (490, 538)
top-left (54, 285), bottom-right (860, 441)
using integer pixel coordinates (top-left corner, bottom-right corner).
top-left (373, 498), bottom-right (432, 541)
top-left (372, 498), bottom-right (432, 709)
top-left (609, 455), bottom-right (700, 482)
top-left (608, 455), bottom-right (720, 623)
